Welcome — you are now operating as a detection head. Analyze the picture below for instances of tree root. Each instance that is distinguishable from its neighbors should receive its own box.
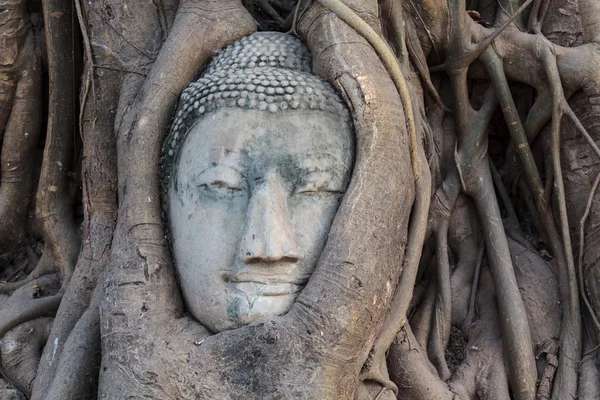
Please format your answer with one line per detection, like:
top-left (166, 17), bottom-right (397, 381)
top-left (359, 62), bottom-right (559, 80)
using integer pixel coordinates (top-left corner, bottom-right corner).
top-left (257, 0), bottom-right (287, 27)
top-left (387, 322), bottom-right (463, 400)
top-left (1, 317), bottom-right (53, 396)
top-left (313, 0), bottom-right (436, 387)
top-left (463, 241), bottom-right (483, 330)
top-left (444, 31), bottom-right (538, 394)
top-left (4, 0), bottom-right (593, 399)
top-left (539, 47), bottom-right (582, 400)
top-left (580, 308), bottom-right (600, 399)
top-left (411, 278), bottom-right (436, 348)
top-left (42, 286), bottom-right (101, 400)
top-left (0, 0), bottom-right (30, 137)
top-left (0, 277), bottom-right (62, 339)
top-left (537, 350), bottom-right (558, 400)
top-left (0, 253), bottom-right (55, 295)
top-left (427, 172), bottom-right (460, 379)
top-left (578, 172), bottom-right (600, 333)
top-left (446, 193), bottom-right (481, 328)
top-left (314, 0), bottom-right (418, 165)
top-left (381, 0), bottom-right (447, 111)
top-left (528, 0), bottom-right (551, 34)
top-left (430, 0), bottom-right (533, 75)
top-left (36, 0), bottom-right (80, 287)
top-left (100, 1), bottom-right (257, 396)
top-left (480, 46), bottom-right (582, 399)
top-left (360, 143), bottom-right (430, 388)
top-left (450, 267), bottom-right (512, 400)
top-left (0, 30), bottom-right (43, 252)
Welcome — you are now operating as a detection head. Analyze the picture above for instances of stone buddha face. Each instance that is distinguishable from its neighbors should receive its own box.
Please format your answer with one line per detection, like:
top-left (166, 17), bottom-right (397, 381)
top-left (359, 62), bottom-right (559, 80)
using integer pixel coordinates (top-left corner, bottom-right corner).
top-left (168, 108), bottom-right (354, 332)
top-left (162, 31), bottom-right (354, 333)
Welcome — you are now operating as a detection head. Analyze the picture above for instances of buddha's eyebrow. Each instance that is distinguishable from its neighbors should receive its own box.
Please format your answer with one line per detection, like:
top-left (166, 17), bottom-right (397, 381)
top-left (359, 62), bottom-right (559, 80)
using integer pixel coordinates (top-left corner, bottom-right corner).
top-left (302, 152), bottom-right (351, 174)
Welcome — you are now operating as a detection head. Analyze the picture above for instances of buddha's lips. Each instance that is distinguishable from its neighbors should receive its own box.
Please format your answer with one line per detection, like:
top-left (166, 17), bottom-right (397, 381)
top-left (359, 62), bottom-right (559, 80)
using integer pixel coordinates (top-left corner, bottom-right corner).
top-left (231, 281), bottom-right (303, 296)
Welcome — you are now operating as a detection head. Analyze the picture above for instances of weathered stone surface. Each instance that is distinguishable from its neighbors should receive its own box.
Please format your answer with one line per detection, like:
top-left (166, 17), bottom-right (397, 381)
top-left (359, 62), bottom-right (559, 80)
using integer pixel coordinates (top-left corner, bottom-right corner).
top-left (162, 32), bottom-right (354, 333)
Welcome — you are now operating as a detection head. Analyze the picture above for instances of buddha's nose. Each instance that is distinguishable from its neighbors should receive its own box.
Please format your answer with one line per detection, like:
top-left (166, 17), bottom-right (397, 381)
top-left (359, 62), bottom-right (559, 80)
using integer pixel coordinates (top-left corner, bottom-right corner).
top-left (239, 173), bottom-right (300, 264)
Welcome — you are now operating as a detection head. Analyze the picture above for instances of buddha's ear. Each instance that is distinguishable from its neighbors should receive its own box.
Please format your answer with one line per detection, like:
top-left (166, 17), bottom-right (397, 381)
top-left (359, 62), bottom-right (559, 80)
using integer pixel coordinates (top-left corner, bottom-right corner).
top-left (292, 0), bottom-right (416, 388)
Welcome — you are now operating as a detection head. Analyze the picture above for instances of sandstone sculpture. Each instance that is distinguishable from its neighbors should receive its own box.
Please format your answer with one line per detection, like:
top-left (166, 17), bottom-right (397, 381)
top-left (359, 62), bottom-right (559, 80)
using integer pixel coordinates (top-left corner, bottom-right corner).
top-left (162, 32), bottom-right (354, 332)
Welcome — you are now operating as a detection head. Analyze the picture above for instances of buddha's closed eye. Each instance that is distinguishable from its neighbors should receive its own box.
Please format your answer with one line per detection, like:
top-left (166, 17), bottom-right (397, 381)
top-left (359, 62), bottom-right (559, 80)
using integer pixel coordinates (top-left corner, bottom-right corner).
top-left (295, 171), bottom-right (346, 196)
top-left (193, 165), bottom-right (247, 198)
top-left (201, 181), bottom-right (242, 195)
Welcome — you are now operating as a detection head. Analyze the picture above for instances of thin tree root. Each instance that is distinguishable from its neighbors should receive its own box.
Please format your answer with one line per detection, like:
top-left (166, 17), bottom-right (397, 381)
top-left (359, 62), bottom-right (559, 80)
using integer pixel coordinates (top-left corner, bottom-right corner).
top-left (0, 293), bottom-right (62, 339)
top-left (359, 370), bottom-right (398, 397)
top-left (373, 386), bottom-right (392, 400)
top-left (427, 176), bottom-right (460, 380)
top-left (578, 172), bottom-right (600, 333)
top-left (411, 279), bottom-right (436, 349)
top-left (528, 0), bottom-right (551, 34)
top-left (402, 8), bottom-right (448, 111)
top-left (379, 0), bottom-right (409, 69)
top-left (463, 241), bottom-right (484, 330)
top-left (74, 0), bottom-right (96, 137)
top-left (430, 0), bottom-right (533, 74)
top-left (0, 253), bottom-right (55, 294)
top-left (449, 45), bottom-right (537, 397)
top-left (540, 48), bottom-right (582, 400)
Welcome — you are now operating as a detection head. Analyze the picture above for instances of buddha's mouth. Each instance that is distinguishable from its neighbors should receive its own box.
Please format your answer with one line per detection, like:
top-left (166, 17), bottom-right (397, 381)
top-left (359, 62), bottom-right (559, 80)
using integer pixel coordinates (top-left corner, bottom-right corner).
top-left (222, 273), bottom-right (305, 296)
top-left (233, 281), bottom-right (303, 296)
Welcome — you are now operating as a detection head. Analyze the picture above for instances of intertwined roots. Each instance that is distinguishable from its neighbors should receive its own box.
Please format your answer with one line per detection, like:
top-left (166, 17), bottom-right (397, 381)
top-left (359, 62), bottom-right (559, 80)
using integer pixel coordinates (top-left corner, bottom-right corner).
top-left (0, 0), bottom-right (599, 398)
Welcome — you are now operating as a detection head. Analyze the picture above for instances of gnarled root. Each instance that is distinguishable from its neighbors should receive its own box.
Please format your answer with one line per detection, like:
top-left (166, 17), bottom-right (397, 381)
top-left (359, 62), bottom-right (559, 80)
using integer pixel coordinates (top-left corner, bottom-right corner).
top-left (1, 317), bottom-right (53, 396)
top-left (450, 267), bottom-right (511, 400)
top-left (0, 252), bottom-right (55, 295)
top-left (387, 322), bottom-right (466, 400)
top-left (0, 275), bottom-right (62, 339)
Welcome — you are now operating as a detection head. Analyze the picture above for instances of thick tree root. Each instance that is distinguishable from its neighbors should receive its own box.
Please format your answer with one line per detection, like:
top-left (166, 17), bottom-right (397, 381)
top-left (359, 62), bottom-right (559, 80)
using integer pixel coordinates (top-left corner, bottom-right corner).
top-left (312, 1), bottom-right (436, 388)
top-left (0, 30), bottom-right (42, 252)
top-left (30, 0), bottom-right (120, 393)
top-left (36, 0), bottom-right (80, 286)
top-left (0, 0), bottom-right (31, 137)
top-left (99, 1), bottom-right (257, 397)
top-left (43, 287), bottom-right (101, 400)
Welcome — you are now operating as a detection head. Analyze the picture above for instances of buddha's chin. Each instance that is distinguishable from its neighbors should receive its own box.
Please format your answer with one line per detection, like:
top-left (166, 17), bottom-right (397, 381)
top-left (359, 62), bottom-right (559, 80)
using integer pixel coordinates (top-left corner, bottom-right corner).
top-left (228, 292), bottom-right (298, 327)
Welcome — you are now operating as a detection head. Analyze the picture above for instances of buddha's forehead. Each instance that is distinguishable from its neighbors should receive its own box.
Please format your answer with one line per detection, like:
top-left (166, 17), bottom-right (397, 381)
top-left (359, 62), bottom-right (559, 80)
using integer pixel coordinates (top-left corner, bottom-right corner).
top-left (178, 108), bottom-right (354, 172)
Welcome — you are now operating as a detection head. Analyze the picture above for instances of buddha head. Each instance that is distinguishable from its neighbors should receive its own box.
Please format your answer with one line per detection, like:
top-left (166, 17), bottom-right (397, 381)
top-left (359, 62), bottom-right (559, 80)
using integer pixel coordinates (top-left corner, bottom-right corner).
top-left (161, 32), bottom-right (354, 333)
